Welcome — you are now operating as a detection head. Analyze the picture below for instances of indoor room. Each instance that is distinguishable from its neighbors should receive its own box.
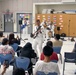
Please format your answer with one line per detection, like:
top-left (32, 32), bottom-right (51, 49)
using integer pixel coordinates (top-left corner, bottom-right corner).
top-left (0, 0), bottom-right (76, 75)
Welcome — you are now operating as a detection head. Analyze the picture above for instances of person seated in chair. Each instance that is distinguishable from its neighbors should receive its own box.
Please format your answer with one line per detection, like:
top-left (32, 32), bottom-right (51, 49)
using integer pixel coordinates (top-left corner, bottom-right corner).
top-left (34, 46), bottom-right (60, 75)
top-left (9, 33), bottom-right (22, 56)
top-left (20, 42), bottom-right (37, 75)
top-left (9, 33), bottom-right (20, 45)
top-left (0, 38), bottom-right (15, 56)
top-left (52, 34), bottom-right (63, 47)
top-left (40, 41), bottom-right (58, 61)
top-left (0, 31), bottom-right (5, 43)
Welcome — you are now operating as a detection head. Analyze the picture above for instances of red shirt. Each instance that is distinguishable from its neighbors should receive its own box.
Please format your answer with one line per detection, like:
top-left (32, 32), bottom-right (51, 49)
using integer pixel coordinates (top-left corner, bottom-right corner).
top-left (40, 52), bottom-right (58, 61)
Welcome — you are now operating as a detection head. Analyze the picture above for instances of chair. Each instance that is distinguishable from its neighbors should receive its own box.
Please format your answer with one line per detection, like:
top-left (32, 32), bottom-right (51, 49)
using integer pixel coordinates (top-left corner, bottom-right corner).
top-left (0, 42), bottom-right (2, 45)
top-left (51, 60), bottom-right (58, 63)
top-left (15, 57), bottom-right (30, 70)
top-left (37, 71), bottom-right (58, 75)
top-left (63, 52), bottom-right (76, 75)
top-left (53, 47), bottom-right (62, 63)
top-left (0, 54), bottom-right (12, 64)
top-left (10, 43), bottom-right (18, 52)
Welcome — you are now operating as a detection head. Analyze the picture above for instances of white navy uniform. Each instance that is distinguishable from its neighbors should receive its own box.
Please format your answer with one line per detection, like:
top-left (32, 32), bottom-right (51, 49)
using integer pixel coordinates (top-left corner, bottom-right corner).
top-left (40, 21), bottom-right (47, 40)
top-left (33, 25), bottom-right (44, 58)
top-left (51, 24), bottom-right (55, 37)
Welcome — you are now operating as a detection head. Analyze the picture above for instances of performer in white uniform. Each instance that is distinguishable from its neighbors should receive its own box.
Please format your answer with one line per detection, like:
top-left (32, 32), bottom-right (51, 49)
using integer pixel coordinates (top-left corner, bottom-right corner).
top-left (40, 19), bottom-right (47, 41)
top-left (33, 20), bottom-right (44, 58)
top-left (50, 21), bottom-right (55, 37)
top-left (22, 18), bottom-right (27, 34)
top-left (46, 21), bottom-right (52, 40)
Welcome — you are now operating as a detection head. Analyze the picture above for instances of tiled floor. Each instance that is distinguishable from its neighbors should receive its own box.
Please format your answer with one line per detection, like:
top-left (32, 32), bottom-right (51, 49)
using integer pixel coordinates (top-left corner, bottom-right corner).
top-left (3, 33), bottom-right (76, 75)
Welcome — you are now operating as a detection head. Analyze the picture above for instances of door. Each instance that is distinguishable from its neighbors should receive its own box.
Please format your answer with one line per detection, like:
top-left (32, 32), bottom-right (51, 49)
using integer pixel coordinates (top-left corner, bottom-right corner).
top-left (4, 14), bottom-right (13, 32)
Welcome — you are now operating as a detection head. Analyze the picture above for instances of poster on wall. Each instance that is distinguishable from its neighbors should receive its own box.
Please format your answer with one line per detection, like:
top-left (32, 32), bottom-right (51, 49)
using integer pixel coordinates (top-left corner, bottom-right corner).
top-left (59, 15), bottom-right (63, 30)
top-left (53, 15), bottom-right (57, 26)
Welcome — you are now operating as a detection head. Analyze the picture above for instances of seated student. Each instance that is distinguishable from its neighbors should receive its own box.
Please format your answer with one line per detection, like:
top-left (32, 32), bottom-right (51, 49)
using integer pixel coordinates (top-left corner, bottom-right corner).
top-left (33, 46), bottom-right (60, 75)
top-left (9, 33), bottom-right (20, 45)
top-left (0, 38), bottom-right (15, 56)
top-left (9, 33), bottom-right (22, 55)
top-left (0, 31), bottom-right (5, 43)
top-left (20, 42), bottom-right (37, 75)
top-left (52, 34), bottom-right (63, 47)
top-left (40, 41), bottom-right (58, 61)
top-left (13, 68), bottom-right (25, 75)
top-left (71, 37), bottom-right (75, 42)
top-left (1, 66), bottom-right (25, 75)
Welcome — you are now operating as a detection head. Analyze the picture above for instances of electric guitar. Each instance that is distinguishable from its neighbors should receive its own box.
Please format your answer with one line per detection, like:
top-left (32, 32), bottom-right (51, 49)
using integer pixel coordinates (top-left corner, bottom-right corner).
top-left (30, 26), bottom-right (41, 39)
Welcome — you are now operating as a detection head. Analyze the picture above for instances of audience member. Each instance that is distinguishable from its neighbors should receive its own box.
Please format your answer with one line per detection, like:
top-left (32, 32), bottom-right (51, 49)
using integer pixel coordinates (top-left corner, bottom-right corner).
top-left (40, 41), bottom-right (58, 61)
top-left (0, 31), bottom-right (5, 43)
top-left (13, 68), bottom-right (25, 75)
top-left (9, 33), bottom-right (20, 45)
top-left (34, 46), bottom-right (60, 75)
top-left (0, 38), bottom-right (15, 56)
top-left (9, 33), bottom-right (22, 54)
top-left (71, 37), bottom-right (75, 42)
top-left (0, 67), bottom-right (25, 75)
top-left (52, 34), bottom-right (63, 47)
top-left (20, 42), bottom-right (37, 75)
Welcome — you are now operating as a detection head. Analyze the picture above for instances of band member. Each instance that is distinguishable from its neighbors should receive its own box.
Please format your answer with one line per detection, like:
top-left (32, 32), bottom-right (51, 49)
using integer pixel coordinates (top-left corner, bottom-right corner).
top-left (22, 18), bottom-right (27, 34)
top-left (46, 21), bottom-right (52, 40)
top-left (32, 20), bottom-right (44, 58)
top-left (50, 21), bottom-right (55, 37)
top-left (41, 19), bottom-right (47, 40)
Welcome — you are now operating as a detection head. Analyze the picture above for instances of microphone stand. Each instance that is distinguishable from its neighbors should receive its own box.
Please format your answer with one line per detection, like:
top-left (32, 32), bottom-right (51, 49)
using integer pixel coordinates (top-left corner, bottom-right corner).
top-left (20, 24), bottom-right (26, 42)
top-left (68, 20), bottom-right (70, 40)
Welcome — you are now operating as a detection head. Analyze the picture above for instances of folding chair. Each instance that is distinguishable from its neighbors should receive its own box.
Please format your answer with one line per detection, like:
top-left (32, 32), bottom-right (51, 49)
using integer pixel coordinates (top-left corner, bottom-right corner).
top-left (51, 60), bottom-right (58, 63)
top-left (0, 42), bottom-right (2, 45)
top-left (10, 43), bottom-right (18, 52)
top-left (0, 54), bottom-right (12, 64)
top-left (37, 71), bottom-right (58, 75)
top-left (63, 52), bottom-right (76, 75)
top-left (53, 47), bottom-right (62, 63)
top-left (15, 57), bottom-right (30, 70)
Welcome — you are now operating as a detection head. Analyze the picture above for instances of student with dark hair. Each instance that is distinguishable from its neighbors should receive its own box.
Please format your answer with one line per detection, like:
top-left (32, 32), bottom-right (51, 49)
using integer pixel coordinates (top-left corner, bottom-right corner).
top-left (0, 38), bottom-right (15, 56)
top-left (40, 41), bottom-right (58, 61)
top-left (34, 46), bottom-right (60, 75)
top-left (52, 34), bottom-right (63, 47)
top-left (9, 33), bottom-right (20, 45)
top-left (0, 31), bottom-right (5, 43)
top-left (20, 42), bottom-right (37, 75)
top-left (1, 66), bottom-right (25, 75)
top-left (9, 33), bottom-right (22, 54)
top-left (13, 68), bottom-right (25, 75)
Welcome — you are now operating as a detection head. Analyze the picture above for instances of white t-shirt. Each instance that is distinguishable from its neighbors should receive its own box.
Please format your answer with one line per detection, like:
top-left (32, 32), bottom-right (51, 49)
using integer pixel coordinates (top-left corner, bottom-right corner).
top-left (33, 60), bottom-right (60, 75)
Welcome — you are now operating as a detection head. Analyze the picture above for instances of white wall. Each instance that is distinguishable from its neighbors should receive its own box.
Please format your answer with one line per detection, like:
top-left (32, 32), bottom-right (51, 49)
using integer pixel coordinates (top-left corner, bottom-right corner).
top-left (0, 0), bottom-right (65, 32)
top-left (37, 4), bottom-right (76, 13)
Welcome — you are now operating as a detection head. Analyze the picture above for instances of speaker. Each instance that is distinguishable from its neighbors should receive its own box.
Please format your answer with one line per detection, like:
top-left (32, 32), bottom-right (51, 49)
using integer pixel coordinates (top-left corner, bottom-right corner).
top-left (57, 27), bottom-right (60, 31)
top-left (19, 20), bottom-right (22, 25)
